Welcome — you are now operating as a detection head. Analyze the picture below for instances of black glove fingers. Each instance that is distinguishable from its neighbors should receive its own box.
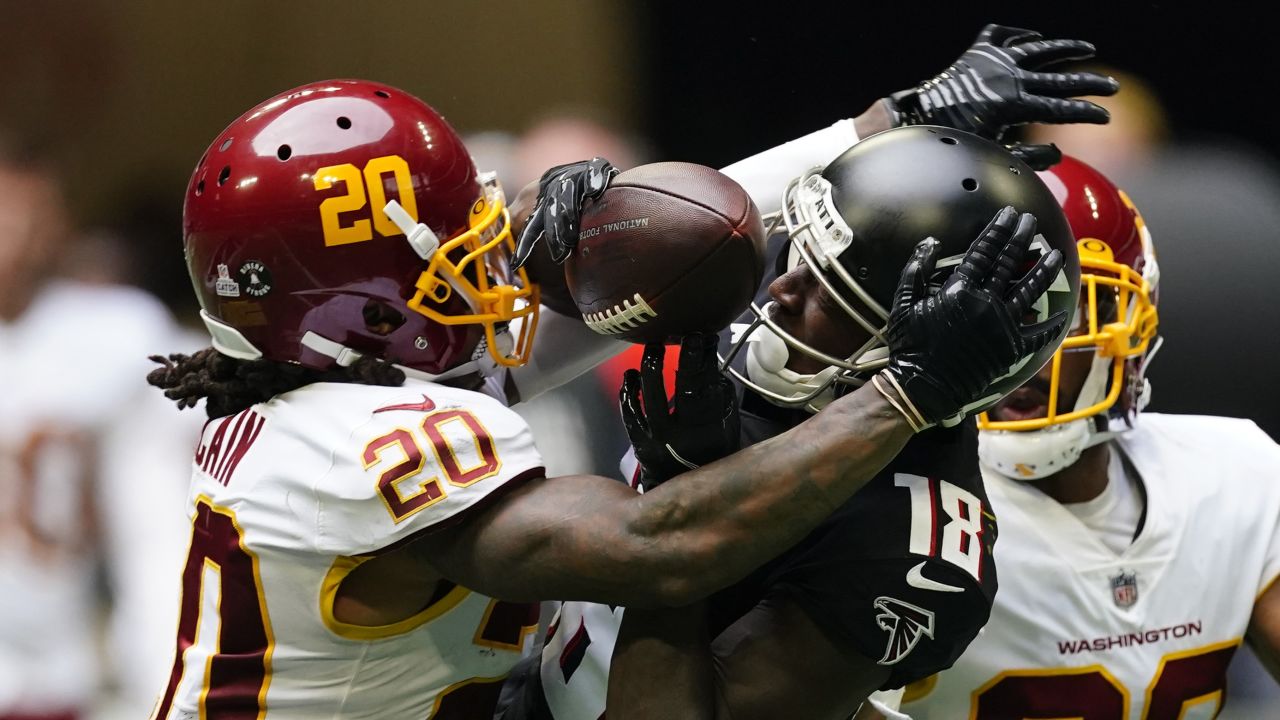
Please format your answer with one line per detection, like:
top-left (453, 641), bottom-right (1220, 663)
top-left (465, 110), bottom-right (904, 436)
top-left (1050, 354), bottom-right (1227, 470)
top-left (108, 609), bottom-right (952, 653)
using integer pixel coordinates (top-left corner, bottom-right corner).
top-left (1023, 71), bottom-right (1120, 99)
top-left (977, 23), bottom-right (1042, 47)
top-left (544, 177), bottom-right (583, 263)
top-left (537, 160), bottom-right (587, 194)
top-left (988, 212), bottom-right (1035, 295)
top-left (672, 333), bottom-right (722, 419)
top-left (1014, 39), bottom-right (1098, 69)
top-left (1033, 97), bottom-right (1113, 125)
top-left (619, 369), bottom-right (651, 437)
top-left (717, 373), bottom-right (738, 419)
top-left (640, 342), bottom-right (671, 433)
top-left (511, 211), bottom-right (547, 269)
top-left (893, 238), bottom-right (940, 314)
top-left (584, 157), bottom-right (619, 199)
top-left (957, 206), bottom-right (1018, 285)
top-left (1020, 310), bottom-right (1070, 354)
top-left (674, 332), bottom-right (720, 388)
top-left (1007, 248), bottom-right (1065, 316)
top-left (514, 158), bottom-right (618, 269)
top-left (1006, 143), bottom-right (1062, 171)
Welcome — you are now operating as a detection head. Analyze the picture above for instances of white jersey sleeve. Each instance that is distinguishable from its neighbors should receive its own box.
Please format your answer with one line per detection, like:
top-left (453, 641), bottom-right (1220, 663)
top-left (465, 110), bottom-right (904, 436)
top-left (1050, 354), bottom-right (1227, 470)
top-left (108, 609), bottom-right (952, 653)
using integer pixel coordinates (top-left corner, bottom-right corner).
top-left (720, 118), bottom-right (861, 216)
top-left (308, 382), bottom-right (545, 556)
top-left (1141, 414), bottom-right (1280, 597)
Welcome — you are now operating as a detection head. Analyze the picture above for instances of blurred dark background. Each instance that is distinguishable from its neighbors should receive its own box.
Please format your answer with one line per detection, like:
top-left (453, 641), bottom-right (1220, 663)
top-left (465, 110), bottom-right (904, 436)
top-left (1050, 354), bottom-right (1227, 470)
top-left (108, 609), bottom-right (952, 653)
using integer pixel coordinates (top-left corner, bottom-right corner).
top-left (2, 1), bottom-right (1276, 438)
top-left (640, 2), bottom-right (1280, 438)
top-left (641, 3), bottom-right (1273, 165)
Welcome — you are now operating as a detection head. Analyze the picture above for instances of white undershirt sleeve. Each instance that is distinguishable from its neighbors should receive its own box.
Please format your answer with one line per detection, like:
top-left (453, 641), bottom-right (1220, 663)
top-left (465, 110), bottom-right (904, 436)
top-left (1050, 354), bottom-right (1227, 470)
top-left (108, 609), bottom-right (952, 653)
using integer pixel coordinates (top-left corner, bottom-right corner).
top-left (719, 118), bottom-right (861, 216)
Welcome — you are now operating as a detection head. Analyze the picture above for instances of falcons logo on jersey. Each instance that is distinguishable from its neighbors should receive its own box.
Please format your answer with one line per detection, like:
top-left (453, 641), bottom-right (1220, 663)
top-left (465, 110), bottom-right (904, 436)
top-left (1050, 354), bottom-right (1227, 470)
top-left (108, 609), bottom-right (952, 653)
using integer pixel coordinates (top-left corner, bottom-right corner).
top-left (874, 596), bottom-right (935, 665)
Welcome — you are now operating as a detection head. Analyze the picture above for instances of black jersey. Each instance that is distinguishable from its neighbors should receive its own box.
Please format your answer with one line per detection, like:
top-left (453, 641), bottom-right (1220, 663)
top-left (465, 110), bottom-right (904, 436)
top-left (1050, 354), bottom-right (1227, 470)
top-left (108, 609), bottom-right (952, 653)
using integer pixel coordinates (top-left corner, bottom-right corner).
top-left (706, 231), bottom-right (998, 688)
top-left (499, 234), bottom-right (1001, 719)
top-left (708, 383), bottom-right (998, 689)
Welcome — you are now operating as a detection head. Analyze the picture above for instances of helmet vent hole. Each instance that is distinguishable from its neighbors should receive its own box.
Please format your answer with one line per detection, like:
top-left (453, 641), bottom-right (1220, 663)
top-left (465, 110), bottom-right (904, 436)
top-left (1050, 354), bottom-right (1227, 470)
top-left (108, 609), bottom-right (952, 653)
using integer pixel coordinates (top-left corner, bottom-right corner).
top-left (195, 179), bottom-right (205, 196)
top-left (218, 165), bottom-right (231, 186)
top-left (940, 137), bottom-right (958, 145)
top-left (277, 144), bottom-right (292, 161)
top-left (336, 116), bottom-right (352, 130)
top-left (219, 138), bottom-right (234, 152)
top-left (1009, 165), bottom-right (1021, 175)
top-left (362, 300), bottom-right (406, 336)
top-left (962, 178), bottom-right (979, 192)
top-left (374, 90), bottom-right (390, 98)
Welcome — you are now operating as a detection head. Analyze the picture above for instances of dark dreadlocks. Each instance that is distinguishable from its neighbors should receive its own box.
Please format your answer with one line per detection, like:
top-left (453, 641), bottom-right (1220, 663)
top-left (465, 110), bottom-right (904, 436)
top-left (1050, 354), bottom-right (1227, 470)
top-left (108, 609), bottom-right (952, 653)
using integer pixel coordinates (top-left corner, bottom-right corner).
top-left (147, 347), bottom-right (407, 419)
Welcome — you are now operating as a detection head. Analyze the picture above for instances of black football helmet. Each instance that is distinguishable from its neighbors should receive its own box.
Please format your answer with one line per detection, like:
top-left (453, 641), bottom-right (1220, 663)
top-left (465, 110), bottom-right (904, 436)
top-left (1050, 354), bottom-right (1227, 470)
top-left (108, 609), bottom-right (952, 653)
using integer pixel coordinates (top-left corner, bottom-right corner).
top-left (724, 125), bottom-right (1081, 411)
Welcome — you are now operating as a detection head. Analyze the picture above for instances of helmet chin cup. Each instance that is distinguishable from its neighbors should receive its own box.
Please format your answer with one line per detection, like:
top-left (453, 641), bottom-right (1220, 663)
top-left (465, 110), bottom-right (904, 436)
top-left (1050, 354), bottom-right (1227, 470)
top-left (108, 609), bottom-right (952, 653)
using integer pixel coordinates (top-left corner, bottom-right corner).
top-left (979, 419), bottom-right (1091, 480)
top-left (743, 324), bottom-right (841, 410)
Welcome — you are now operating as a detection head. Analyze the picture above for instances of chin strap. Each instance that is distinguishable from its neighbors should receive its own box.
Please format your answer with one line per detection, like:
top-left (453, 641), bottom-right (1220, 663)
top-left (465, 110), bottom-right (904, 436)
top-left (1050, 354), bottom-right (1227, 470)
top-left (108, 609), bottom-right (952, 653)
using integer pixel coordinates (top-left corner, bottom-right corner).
top-left (201, 310), bottom-right (264, 360)
top-left (299, 331), bottom-right (498, 383)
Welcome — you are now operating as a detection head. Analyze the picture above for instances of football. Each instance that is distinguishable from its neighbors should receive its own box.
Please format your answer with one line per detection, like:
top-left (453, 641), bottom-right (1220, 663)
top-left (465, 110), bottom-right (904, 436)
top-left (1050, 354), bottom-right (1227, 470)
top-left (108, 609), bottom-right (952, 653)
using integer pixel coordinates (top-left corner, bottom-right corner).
top-left (565, 162), bottom-right (767, 344)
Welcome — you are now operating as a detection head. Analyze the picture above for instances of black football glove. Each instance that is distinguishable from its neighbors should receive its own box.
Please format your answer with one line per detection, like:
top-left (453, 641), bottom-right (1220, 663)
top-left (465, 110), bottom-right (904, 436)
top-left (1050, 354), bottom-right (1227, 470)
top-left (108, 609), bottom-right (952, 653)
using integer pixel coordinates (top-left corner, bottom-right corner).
top-left (875, 206), bottom-right (1067, 431)
top-left (885, 23), bottom-right (1120, 141)
top-left (512, 157), bottom-right (619, 269)
top-left (1006, 142), bottom-right (1062, 171)
top-left (619, 333), bottom-right (741, 490)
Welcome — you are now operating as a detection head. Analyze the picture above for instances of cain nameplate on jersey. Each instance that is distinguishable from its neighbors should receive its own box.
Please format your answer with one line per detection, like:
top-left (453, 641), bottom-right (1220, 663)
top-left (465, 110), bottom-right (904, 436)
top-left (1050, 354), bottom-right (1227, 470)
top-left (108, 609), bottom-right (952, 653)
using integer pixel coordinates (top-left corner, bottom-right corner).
top-left (1110, 570), bottom-right (1138, 608)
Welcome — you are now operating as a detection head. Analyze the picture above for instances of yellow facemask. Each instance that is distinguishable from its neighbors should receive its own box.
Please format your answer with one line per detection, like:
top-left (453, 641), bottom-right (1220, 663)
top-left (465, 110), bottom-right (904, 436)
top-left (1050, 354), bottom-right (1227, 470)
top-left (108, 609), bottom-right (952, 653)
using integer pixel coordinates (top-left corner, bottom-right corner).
top-left (978, 233), bottom-right (1158, 432)
top-left (406, 177), bottom-right (540, 369)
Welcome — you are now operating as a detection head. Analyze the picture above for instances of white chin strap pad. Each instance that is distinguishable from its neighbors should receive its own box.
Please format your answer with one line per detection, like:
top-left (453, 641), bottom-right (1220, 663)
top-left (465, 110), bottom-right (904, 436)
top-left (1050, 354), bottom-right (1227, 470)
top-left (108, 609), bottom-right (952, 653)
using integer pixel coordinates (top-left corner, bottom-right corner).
top-left (299, 329), bottom-right (511, 384)
top-left (202, 310), bottom-right (264, 360)
top-left (745, 324), bottom-right (838, 409)
top-left (979, 419), bottom-right (1092, 480)
top-left (979, 353), bottom-right (1127, 481)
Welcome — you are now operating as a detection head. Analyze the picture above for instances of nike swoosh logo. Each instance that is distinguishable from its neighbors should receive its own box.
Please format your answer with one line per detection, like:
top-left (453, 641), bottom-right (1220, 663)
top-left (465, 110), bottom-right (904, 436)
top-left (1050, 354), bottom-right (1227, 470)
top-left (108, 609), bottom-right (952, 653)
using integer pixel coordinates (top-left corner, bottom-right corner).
top-left (373, 394), bottom-right (437, 414)
top-left (906, 562), bottom-right (964, 593)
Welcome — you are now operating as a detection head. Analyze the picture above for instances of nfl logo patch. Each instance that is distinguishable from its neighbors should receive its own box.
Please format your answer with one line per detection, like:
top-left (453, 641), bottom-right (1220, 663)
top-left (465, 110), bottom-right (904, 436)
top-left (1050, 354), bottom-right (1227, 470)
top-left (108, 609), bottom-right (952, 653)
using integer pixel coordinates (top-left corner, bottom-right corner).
top-left (215, 263), bottom-right (240, 298)
top-left (1110, 570), bottom-right (1138, 608)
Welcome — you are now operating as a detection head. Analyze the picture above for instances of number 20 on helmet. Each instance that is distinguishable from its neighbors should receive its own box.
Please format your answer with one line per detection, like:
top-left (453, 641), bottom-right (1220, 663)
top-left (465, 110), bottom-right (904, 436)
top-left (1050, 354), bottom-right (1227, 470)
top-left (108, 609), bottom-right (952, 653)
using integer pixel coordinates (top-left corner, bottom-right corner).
top-left (183, 79), bottom-right (539, 381)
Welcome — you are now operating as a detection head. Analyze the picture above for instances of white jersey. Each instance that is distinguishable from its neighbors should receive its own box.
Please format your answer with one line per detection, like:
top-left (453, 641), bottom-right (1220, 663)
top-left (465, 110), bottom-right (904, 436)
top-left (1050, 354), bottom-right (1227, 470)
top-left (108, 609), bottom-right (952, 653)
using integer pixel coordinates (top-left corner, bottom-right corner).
top-left (152, 379), bottom-right (545, 719)
top-left (0, 280), bottom-right (189, 714)
top-left (900, 414), bottom-right (1280, 720)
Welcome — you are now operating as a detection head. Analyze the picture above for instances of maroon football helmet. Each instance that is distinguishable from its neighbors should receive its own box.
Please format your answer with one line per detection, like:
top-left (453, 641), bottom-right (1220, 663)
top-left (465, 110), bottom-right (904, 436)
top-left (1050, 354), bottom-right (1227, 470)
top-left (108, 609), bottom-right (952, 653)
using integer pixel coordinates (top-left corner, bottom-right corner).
top-left (978, 154), bottom-right (1161, 480)
top-left (184, 79), bottom-right (539, 379)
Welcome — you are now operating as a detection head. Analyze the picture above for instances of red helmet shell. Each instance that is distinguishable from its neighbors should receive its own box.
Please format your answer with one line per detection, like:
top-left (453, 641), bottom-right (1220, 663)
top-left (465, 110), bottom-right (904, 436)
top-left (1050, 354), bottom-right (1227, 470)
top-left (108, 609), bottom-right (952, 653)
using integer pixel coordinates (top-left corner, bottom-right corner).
top-left (1038, 155), bottom-right (1146, 275)
top-left (184, 79), bottom-right (484, 374)
top-left (1038, 154), bottom-right (1159, 422)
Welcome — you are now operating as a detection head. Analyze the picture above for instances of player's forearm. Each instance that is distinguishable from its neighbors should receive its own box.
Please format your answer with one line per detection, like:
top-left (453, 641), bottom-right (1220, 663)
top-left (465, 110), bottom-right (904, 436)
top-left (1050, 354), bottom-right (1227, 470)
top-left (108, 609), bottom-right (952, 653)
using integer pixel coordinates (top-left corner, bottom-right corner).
top-left (1248, 579), bottom-right (1280, 682)
top-left (620, 383), bottom-right (911, 605)
top-left (610, 602), bottom-right (728, 720)
top-left (421, 386), bottom-right (907, 607)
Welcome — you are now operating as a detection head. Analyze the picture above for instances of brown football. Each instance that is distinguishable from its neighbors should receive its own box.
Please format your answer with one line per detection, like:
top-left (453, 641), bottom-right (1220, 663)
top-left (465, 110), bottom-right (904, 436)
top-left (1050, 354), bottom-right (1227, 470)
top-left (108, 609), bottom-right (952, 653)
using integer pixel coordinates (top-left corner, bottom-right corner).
top-left (565, 162), bottom-right (767, 344)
